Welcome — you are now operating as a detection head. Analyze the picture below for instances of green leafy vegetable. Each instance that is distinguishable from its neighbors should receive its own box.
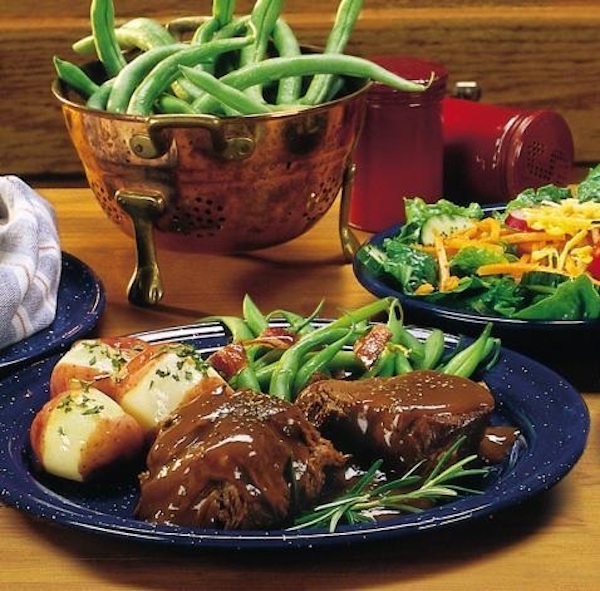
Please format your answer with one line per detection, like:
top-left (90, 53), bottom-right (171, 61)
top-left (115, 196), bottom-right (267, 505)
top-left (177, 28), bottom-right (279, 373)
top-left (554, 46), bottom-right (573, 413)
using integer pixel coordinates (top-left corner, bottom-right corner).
top-left (358, 189), bottom-right (600, 321)
top-left (464, 276), bottom-right (524, 317)
top-left (381, 242), bottom-right (438, 292)
top-left (450, 246), bottom-right (511, 276)
top-left (575, 163), bottom-right (600, 203)
top-left (356, 243), bottom-right (438, 293)
top-left (514, 274), bottom-right (600, 320)
top-left (504, 184), bottom-right (571, 213)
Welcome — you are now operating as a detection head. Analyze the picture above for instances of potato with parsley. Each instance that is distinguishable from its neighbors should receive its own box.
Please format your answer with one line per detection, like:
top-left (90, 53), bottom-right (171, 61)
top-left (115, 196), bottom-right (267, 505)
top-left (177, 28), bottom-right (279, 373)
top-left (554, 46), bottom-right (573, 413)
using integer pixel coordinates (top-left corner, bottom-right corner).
top-left (49, 337), bottom-right (150, 399)
top-left (114, 343), bottom-right (233, 437)
top-left (30, 385), bottom-right (145, 482)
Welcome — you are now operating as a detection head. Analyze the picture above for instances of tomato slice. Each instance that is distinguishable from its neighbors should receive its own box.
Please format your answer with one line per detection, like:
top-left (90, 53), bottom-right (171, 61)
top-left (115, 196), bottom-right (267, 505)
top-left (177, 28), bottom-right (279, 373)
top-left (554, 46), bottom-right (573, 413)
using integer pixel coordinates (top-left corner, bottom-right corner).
top-left (587, 246), bottom-right (600, 280)
top-left (504, 210), bottom-right (531, 232)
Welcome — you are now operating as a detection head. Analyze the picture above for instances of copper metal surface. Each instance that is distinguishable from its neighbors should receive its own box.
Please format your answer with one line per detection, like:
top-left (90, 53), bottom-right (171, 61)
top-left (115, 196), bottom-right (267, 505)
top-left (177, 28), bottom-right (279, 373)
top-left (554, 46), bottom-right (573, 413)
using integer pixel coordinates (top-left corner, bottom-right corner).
top-left (53, 76), bottom-right (368, 304)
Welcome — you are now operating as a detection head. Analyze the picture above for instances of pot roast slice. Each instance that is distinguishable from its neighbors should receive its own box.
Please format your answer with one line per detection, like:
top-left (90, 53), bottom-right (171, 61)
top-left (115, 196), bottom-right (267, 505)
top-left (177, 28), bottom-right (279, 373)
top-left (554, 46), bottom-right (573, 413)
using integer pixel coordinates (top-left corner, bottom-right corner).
top-left (295, 369), bottom-right (495, 475)
top-left (135, 388), bottom-right (345, 530)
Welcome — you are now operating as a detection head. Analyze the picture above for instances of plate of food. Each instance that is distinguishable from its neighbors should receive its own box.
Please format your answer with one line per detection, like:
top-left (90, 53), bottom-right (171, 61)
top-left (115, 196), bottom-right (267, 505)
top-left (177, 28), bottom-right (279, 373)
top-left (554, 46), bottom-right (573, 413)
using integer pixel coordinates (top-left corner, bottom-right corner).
top-left (0, 297), bottom-right (589, 549)
top-left (0, 252), bottom-right (105, 374)
top-left (353, 166), bottom-right (600, 359)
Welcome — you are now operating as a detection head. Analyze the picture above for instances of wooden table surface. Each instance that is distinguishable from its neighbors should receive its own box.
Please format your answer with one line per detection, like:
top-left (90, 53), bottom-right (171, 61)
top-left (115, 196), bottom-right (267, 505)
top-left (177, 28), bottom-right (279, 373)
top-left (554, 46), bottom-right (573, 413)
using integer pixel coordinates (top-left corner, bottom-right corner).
top-left (1, 188), bottom-right (598, 590)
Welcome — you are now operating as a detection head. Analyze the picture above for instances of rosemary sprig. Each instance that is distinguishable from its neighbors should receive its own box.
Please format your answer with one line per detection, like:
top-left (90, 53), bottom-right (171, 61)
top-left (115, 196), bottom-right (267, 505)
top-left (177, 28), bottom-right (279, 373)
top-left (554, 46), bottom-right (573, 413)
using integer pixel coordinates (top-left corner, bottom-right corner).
top-left (289, 436), bottom-right (490, 533)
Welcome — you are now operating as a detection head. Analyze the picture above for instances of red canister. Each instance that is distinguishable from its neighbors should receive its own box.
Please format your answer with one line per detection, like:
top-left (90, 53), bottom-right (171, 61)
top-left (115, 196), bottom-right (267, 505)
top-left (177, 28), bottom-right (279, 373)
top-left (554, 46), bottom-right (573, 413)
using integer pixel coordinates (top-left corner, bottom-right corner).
top-left (349, 56), bottom-right (448, 232)
top-left (442, 97), bottom-right (574, 203)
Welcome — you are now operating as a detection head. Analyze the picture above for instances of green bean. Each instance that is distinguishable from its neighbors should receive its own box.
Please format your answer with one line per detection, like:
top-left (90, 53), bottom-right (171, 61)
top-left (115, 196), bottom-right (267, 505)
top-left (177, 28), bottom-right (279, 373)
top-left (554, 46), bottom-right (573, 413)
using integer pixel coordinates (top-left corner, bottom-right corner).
top-left (106, 44), bottom-right (187, 113)
top-left (190, 16), bottom-right (250, 80)
top-left (301, 0), bottom-right (363, 105)
top-left (323, 75), bottom-right (346, 102)
top-left (252, 347), bottom-right (284, 371)
top-left (170, 77), bottom-right (204, 102)
top-left (230, 364), bottom-right (262, 391)
top-left (271, 348), bottom-right (363, 378)
top-left (192, 0), bottom-right (236, 43)
top-left (324, 349), bottom-right (364, 375)
top-left (86, 79), bottom-right (115, 110)
top-left (180, 66), bottom-right (272, 115)
top-left (191, 54), bottom-right (425, 114)
top-left (213, 0), bottom-right (236, 27)
top-left (269, 327), bottom-right (351, 400)
top-left (239, 0), bottom-right (284, 102)
top-left (127, 36), bottom-right (253, 115)
top-left (481, 337), bottom-right (502, 371)
top-left (441, 323), bottom-right (494, 378)
top-left (155, 94), bottom-right (196, 114)
top-left (73, 17), bottom-right (175, 55)
top-left (213, 15), bottom-right (251, 40)
top-left (90, 0), bottom-right (126, 77)
top-left (272, 18), bottom-right (302, 104)
top-left (394, 325), bottom-right (426, 368)
top-left (361, 346), bottom-right (396, 378)
top-left (120, 17), bottom-right (177, 43)
top-left (421, 328), bottom-right (445, 370)
top-left (239, 293), bottom-right (275, 362)
top-left (192, 18), bottom-right (223, 44)
top-left (242, 294), bottom-right (269, 337)
top-left (393, 347), bottom-right (413, 374)
top-left (292, 326), bottom-right (356, 394)
top-left (385, 298), bottom-right (404, 342)
top-left (183, 17), bottom-right (249, 90)
top-left (197, 314), bottom-right (255, 341)
top-left (242, 0), bottom-right (284, 65)
top-left (325, 297), bottom-right (395, 331)
top-left (255, 359), bottom-right (278, 390)
top-left (270, 299), bottom-right (325, 335)
top-left (53, 56), bottom-right (100, 99)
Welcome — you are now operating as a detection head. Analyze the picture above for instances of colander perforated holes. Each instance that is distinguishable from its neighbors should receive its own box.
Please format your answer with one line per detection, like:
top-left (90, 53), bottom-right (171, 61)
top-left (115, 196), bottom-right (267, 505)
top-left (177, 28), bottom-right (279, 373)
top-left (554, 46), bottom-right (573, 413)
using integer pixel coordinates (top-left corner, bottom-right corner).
top-left (121, 138), bottom-right (131, 164)
top-left (168, 195), bottom-right (226, 238)
top-left (304, 174), bottom-right (339, 221)
top-left (90, 180), bottom-right (123, 223)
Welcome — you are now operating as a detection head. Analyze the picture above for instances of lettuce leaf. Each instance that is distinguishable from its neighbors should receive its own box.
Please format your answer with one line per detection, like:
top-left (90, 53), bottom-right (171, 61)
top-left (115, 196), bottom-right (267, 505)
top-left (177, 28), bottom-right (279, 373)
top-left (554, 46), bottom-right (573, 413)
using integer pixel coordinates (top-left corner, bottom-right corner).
top-left (513, 274), bottom-right (600, 320)
top-left (356, 242), bottom-right (439, 293)
top-left (505, 184), bottom-right (572, 214)
top-left (450, 246), bottom-right (511, 276)
top-left (379, 241), bottom-right (439, 293)
top-left (575, 163), bottom-right (600, 203)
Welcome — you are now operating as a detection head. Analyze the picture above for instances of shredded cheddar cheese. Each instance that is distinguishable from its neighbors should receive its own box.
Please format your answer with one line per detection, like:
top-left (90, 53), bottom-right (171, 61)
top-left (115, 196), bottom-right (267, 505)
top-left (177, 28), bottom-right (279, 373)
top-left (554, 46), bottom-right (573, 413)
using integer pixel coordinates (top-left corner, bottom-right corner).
top-left (423, 199), bottom-right (600, 291)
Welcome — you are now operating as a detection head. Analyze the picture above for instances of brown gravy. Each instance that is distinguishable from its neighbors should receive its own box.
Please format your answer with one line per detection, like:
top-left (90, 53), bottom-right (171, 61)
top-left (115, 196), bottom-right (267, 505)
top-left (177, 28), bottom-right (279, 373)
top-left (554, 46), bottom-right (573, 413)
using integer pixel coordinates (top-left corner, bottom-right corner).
top-left (479, 425), bottom-right (521, 464)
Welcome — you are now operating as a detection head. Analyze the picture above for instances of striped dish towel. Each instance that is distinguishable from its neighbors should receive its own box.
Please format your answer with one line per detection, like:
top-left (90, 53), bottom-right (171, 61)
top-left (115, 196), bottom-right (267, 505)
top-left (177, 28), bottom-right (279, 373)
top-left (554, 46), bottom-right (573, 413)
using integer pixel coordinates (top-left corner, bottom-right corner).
top-left (0, 176), bottom-right (62, 350)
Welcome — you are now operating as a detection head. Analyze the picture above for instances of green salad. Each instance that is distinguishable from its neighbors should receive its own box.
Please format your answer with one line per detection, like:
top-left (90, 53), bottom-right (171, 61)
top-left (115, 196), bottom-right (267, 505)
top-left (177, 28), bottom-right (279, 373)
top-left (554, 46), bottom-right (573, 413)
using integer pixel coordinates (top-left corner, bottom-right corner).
top-left (357, 164), bottom-right (600, 321)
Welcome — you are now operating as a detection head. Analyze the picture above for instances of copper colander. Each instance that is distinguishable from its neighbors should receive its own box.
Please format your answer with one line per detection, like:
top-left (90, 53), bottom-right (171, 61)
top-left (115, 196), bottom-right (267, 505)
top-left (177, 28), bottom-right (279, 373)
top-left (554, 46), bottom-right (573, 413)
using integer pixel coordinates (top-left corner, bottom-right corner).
top-left (52, 74), bottom-right (368, 306)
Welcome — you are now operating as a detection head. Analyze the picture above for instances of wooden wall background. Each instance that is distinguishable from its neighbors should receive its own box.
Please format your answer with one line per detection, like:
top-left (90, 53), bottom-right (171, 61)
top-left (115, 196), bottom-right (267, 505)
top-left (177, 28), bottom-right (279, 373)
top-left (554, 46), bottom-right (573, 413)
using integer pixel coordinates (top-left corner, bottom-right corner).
top-left (1, 0), bottom-right (599, 180)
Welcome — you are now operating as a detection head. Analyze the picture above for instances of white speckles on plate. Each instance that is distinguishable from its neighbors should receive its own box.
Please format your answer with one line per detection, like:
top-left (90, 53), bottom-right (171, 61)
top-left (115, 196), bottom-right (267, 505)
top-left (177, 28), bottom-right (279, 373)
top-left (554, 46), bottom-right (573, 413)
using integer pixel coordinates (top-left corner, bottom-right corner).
top-left (0, 252), bottom-right (105, 374)
top-left (0, 321), bottom-right (590, 550)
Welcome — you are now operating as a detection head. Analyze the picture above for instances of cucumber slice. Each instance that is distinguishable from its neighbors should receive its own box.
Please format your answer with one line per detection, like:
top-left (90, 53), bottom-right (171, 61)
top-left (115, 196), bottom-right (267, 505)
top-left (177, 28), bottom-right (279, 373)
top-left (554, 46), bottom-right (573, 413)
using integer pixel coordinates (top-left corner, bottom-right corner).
top-left (520, 271), bottom-right (570, 294)
top-left (420, 214), bottom-right (476, 246)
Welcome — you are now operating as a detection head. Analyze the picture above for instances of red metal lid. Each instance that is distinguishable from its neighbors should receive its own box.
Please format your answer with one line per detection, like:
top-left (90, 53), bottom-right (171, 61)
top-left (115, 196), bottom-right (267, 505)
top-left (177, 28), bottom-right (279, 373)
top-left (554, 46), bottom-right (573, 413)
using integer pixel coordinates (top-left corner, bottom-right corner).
top-left (501, 110), bottom-right (575, 197)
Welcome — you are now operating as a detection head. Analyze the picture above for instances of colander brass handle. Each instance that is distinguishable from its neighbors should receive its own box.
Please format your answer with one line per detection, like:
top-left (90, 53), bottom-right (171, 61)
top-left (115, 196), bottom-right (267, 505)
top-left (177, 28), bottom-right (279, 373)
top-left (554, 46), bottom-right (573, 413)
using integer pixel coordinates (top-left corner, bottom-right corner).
top-left (338, 161), bottom-right (361, 261)
top-left (130, 114), bottom-right (256, 161)
top-left (116, 189), bottom-right (166, 307)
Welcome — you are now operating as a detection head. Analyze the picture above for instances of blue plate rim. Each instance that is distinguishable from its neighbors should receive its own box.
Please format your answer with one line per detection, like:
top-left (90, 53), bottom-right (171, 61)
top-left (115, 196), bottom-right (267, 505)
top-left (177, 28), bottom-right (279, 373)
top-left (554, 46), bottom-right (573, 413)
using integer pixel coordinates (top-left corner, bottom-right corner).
top-left (0, 252), bottom-right (105, 373)
top-left (353, 204), bottom-right (600, 330)
top-left (0, 321), bottom-right (590, 550)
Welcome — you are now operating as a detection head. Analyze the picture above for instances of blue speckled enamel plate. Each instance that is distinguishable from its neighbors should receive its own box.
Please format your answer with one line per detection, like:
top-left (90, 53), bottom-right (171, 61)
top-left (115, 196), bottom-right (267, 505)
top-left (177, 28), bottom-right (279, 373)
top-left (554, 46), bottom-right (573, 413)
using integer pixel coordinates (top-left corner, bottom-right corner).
top-left (0, 322), bottom-right (589, 550)
top-left (353, 205), bottom-right (600, 361)
top-left (0, 252), bottom-right (105, 374)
